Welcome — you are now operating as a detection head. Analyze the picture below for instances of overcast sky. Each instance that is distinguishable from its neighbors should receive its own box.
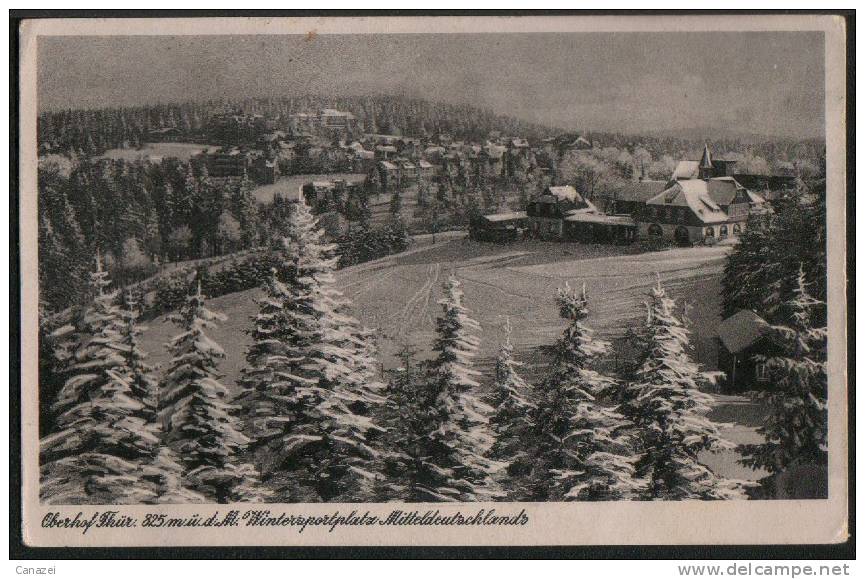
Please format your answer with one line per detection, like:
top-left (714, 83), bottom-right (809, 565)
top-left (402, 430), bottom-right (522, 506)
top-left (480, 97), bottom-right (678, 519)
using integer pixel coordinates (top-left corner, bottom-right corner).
top-left (38, 32), bottom-right (825, 138)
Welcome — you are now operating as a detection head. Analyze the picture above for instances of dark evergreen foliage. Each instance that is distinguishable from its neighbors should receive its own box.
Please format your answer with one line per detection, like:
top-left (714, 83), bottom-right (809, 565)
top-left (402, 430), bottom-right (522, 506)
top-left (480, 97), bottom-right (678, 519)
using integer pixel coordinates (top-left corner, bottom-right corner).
top-left (524, 284), bottom-right (642, 501)
top-left (739, 267), bottom-right (828, 474)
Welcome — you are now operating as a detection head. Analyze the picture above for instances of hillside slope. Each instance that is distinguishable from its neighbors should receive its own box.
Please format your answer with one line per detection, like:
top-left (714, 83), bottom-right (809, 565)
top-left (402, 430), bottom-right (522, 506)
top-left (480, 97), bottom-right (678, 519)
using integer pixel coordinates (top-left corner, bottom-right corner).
top-left (140, 238), bottom-right (729, 384)
top-left (138, 237), bottom-right (764, 481)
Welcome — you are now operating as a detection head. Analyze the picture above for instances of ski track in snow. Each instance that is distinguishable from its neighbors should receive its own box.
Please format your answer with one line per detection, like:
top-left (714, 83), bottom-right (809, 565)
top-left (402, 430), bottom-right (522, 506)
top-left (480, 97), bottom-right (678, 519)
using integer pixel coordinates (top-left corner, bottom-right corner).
top-left (340, 268), bottom-right (398, 300)
top-left (420, 263), bottom-right (441, 326)
top-left (391, 263), bottom-right (440, 340)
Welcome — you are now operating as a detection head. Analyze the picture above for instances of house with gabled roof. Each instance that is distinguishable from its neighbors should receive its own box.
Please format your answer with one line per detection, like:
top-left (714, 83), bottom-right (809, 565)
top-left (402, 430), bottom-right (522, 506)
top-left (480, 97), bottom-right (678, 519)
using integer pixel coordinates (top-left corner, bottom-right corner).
top-left (716, 310), bottom-right (782, 392)
top-left (481, 144), bottom-right (508, 177)
top-left (637, 144), bottom-right (765, 245)
top-left (639, 179), bottom-right (738, 244)
top-left (526, 185), bottom-right (597, 240)
top-left (376, 160), bottom-right (400, 191)
top-left (418, 159), bottom-right (437, 179)
top-left (400, 160), bottom-right (418, 185)
top-left (671, 144), bottom-right (738, 181)
top-left (610, 180), bottom-right (669, 216)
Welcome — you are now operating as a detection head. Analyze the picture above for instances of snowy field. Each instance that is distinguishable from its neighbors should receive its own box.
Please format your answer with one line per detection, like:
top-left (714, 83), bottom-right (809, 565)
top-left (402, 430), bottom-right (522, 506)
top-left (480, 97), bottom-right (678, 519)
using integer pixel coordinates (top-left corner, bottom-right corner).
top-left (100, 142), bottom-right (220, 161)
top-left (138, 237), bottom-right (768, 482)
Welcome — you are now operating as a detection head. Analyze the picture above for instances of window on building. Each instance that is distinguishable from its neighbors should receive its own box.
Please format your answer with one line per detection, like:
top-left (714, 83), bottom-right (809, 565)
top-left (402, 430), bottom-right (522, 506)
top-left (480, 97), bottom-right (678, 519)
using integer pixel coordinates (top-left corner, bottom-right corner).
top-left (720, 225), bottom-right (728, 237)
top-left (755, 362), bottom-right (769, 383)
top-left (733, 223), bottom-right (742, 235)
top-left (648, 223), bottom-right (663, 237)
top-left (705, 226), bottom-right (715, 238)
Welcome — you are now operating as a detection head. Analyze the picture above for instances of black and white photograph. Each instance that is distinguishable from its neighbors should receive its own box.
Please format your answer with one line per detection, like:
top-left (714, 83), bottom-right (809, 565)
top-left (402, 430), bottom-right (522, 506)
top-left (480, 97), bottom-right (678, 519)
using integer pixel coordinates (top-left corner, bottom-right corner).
top-left (15, 14), bottom-right (849, 549)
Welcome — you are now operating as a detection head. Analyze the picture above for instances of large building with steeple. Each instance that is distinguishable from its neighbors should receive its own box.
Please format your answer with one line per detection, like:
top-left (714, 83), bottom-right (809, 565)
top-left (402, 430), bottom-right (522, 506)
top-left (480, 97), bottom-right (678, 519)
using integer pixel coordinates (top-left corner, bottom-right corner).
top-left (670, 144), bottom-right (739, 181)
top-left (634, 144), bottom-right (765, 246)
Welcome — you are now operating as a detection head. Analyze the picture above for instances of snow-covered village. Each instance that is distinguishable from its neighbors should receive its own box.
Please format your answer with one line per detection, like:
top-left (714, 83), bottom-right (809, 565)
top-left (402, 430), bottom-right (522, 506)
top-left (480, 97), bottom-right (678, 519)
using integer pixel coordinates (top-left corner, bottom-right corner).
top-left (33, 31), bottom-right (829, 506)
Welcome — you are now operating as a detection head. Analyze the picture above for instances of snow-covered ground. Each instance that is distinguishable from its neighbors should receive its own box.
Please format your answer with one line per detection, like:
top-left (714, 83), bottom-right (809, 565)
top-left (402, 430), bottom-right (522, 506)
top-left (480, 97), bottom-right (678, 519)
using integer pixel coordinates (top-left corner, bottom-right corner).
top-left (99, 142), bottom-right (220, 162)
top-left (336, 239), bottom-right (729, 370)
top-left (139, 235), bottom-right (767, 482)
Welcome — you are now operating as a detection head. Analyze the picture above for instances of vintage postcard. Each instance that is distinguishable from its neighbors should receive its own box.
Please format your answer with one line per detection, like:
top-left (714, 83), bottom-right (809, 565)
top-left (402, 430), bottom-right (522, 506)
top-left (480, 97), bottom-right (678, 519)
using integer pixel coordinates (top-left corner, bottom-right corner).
top-left (17, 14), bottom-right (849, 547)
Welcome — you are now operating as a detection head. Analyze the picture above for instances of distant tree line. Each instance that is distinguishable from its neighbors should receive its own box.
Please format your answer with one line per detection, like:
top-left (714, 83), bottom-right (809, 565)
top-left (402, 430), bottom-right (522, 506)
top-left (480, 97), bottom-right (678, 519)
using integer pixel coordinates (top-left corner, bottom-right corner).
top-left (38, 95), bottom-right (561, 156)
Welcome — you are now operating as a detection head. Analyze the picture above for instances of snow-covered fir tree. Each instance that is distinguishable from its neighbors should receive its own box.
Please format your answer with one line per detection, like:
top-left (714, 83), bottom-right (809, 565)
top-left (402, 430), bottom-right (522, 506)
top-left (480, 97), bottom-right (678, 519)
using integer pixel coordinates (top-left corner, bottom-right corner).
top-left (721, 208), bottom-right (775, 319)
top-left (238, 197), bottom-right (386, 502)
top-left (236, 269), bottom-right (298, 446)
top-left (119, 293), bottom-right (158, 420)
top-left (159, 280), bottom-right (264, 503)
top-left (723, 185), bottom-right (826, 325)
top-left (384, 274), bottom-right (502, 502)
top-left (740, 266), bottom-right (828, 474)
top-left (487, 318), bottom-right (536, 489)
top-left (378, 345), bottom-right (425, 501)
top-left (316, 303), bottom-right (389, 500)
top-left (623, 279), bottom-right (747, 500)
top-left (231, 170), bottom-right (259, 248)
top-left (38, 300), bottom-right (73, 437)
top-left (526, 283), bottom-right (642, 501)
top-left (118, 292), bottom-right (203, 503)
top-left (40, 256), bottom-right (181, 504)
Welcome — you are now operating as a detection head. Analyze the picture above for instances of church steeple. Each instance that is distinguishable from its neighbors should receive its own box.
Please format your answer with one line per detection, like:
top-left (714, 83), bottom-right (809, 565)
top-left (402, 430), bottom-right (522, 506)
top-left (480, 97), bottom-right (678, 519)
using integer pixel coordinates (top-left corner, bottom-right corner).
top-left (698, 143), bottom-right (713, 179)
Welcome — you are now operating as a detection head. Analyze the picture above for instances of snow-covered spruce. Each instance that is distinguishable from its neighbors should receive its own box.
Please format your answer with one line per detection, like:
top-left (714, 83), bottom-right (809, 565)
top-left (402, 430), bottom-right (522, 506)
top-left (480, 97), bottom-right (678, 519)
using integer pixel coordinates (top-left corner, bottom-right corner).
top-left (721, 208), bottom-right (775, 319)
top-left (377, 345), bottom-right (424, 501)
top-left (486, 318), bottom-right (537, 492)
top-left (159, 280), bottom-right (264, 503)
top-left (236, 269), bottom-right (300, 446)
top-left (623, 279), bottom-right (748, 500)
top-left (740, 266), bottom-right (828, 474)
top-left (526, 283), bottom-right (642, 501)
top-left (40, 257), bottom-right (189, 504)
top-left (238, 197), bottom-right (386, 502)
top-left (119, 292), bottom-right (203, 502)
top-left (724, 185), bottom-right (826, 324)
top-left (385, 274), bottom-right (502, 502)
top-left (118, 293), bottom-right (159, 421)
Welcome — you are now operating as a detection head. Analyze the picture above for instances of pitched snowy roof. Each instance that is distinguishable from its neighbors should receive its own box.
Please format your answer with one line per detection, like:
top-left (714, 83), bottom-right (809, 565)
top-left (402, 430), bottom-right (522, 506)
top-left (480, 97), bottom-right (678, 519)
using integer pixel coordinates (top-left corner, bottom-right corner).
top-left (672, 160), bottom-right (701, 180)
top-left (564, 212), bottom-right (635, 225)
top-left (320, 108), bottom-right (355, 119)
top-left (418, 160), bottom-right (434, 168)
top-left (567, 136), bottom-right (593, 149)
top-left (647, 181), bottom-right (729, 224)
top-left (612, 180), bottom-right (668, 203)
top-left (484, 145), bottom-right (507, 159)
top-left (747, 190), bottom-right (766, 204)
top-left (717, 310), bottom-right (772, 354)
top-left (379, 161), bottom-right (398, 170)
top-left (564, 200), bottom-right (599, 215)
top-left (704, 178), bottom-right (744, 206)
top-left (483, 211), bottom-right (527, 222)
top-left (545, 185), bottom-right (583, 204)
